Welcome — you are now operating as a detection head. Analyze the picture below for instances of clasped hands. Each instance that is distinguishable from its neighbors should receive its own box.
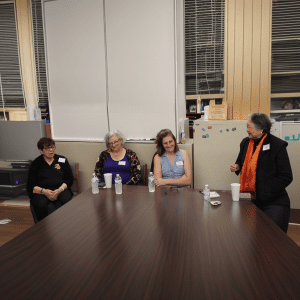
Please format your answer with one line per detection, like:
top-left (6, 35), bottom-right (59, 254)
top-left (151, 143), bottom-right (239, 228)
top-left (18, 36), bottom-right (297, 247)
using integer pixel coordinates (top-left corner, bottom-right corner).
top-left (43, 188), bottom-right (63, 201)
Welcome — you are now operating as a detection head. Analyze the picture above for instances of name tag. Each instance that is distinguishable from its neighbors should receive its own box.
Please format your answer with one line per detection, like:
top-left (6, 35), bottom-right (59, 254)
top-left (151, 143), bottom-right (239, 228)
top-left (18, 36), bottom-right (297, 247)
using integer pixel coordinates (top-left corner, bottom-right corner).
top-left (58, 158), bottom-right (66, 163)
top-left (263, 144), bottom-right (270, 151)
top-left (176, 161), bottom-right (183, 166)
top-left (118, 161), bottom-right (126, 165)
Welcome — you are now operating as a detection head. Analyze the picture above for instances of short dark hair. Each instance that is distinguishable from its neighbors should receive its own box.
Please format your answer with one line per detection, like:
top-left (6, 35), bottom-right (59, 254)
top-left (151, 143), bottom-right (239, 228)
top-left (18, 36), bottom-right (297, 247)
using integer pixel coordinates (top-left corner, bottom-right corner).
top-left (249, 113), bottom-right (272, 134)
top-left (155, 129), bottom-right (179, 156)
top-left (37, 137), bottom-right (55, 150)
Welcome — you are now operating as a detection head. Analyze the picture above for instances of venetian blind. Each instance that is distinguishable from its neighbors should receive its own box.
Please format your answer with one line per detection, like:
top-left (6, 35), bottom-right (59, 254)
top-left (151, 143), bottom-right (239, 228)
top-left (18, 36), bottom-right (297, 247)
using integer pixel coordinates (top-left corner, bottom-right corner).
top-left (272, 0), bottom-right (300, 93)
top-left (31, 0), bottom-right (49, 118)
top-left (0, 1), bottom-right (25, 108)
top-left (185, 0), bottom-right (225, 95)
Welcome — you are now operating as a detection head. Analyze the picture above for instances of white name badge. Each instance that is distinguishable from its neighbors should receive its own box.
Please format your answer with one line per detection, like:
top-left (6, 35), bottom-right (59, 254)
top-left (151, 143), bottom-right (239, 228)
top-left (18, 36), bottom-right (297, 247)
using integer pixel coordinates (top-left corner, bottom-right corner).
top-left (58, 158), bottom-right (66, 163)
top-left (118, 161), bottom-right (126, 165)
top-left (263, 144), bottom-right (270, 151)
top-left (176, 161), bottom-right (184, 166)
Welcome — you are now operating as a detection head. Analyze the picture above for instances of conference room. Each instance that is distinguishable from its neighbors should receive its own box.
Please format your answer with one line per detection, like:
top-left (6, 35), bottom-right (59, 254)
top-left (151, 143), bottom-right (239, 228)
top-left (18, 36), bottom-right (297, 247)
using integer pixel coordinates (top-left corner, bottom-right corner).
top-left (1, 0), bottom-right (300, 299)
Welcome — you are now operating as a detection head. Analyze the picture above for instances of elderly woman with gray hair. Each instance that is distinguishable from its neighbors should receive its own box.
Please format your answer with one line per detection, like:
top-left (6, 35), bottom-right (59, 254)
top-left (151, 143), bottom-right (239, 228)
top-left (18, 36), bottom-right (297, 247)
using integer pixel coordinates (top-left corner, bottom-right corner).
top-left (230, 113), bottom-right (293, 233)
top-left (95, 130), bottom-right (141, 185)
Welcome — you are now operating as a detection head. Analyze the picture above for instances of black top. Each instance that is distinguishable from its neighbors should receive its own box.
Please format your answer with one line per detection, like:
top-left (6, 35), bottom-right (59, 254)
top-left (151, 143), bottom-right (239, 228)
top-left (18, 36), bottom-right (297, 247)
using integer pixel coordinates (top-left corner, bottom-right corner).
top-left (235, 133), bottom-right (293, 207)
top-left (27, 154), bottom-right (74, 199)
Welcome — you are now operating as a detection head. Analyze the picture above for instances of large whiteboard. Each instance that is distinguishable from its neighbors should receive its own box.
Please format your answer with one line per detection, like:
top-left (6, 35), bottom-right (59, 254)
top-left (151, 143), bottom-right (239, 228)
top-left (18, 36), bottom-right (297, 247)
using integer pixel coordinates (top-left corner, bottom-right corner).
top-left (43, 0), bottom-right (184, 141)
top-left (44, 0), bottom-right (109, 141)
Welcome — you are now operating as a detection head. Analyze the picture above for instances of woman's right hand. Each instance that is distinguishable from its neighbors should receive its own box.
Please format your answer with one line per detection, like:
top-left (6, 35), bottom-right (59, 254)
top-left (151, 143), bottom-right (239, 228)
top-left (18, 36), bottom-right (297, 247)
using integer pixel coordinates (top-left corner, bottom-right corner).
top-left (230, 164), bottom-right (240, 172)
top-left (43, 189), bottom-right (57, 201)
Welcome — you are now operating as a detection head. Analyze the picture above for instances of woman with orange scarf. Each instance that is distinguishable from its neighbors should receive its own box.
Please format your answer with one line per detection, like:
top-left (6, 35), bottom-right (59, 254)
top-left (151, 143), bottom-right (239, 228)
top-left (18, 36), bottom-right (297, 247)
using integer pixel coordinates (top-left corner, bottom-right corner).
top-left (230, 113), bottom-right (293, 233)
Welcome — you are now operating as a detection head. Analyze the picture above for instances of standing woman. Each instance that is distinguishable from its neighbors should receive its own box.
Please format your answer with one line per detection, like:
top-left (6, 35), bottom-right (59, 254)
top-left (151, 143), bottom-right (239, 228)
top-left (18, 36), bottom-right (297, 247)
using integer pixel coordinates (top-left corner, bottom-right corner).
top-left (95, 130), bottom-right (141, 184)
top-left (230, 113), bottom-right (293, 232)
top-left (154, 129), bottom-right (192, 186)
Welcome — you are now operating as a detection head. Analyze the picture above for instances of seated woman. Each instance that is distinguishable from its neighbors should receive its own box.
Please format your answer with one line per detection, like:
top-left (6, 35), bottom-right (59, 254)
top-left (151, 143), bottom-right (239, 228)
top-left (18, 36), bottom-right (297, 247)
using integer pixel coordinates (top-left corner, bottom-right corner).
top-left (27, 138), bottom-right (73, 222)
top-left (154, 129), bottom-right (192, 186)
top-left (95, 130), bottom-right (141, 185)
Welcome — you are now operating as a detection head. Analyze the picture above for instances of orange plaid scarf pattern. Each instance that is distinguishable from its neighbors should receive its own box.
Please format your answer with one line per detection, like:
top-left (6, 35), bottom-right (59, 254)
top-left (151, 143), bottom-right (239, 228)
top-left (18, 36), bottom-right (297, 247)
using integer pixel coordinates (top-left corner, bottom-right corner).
top-left (240, 134), bottom-right (267, 192)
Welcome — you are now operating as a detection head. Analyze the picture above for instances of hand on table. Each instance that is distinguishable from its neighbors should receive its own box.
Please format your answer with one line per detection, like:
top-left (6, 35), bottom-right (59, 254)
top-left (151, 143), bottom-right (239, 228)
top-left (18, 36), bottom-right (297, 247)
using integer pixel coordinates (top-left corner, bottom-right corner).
top-left (230, 164), bottom-right (240, 172)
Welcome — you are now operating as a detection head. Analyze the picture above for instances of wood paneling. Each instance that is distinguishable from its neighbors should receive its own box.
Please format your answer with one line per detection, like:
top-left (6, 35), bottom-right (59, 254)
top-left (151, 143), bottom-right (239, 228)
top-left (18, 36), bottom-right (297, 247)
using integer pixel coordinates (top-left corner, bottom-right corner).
top-left (225, 0), bottom-right (272, 119)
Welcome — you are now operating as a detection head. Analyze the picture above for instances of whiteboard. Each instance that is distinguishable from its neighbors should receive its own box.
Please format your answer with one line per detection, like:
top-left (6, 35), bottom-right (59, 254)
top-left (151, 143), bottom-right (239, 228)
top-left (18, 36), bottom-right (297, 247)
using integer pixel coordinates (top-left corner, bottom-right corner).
top-left (43, 0), bottom-right (184, 141)
top-left (43, 0), bottom-right (109, 141)
top-left (105, 0), bottom-right (177, 140)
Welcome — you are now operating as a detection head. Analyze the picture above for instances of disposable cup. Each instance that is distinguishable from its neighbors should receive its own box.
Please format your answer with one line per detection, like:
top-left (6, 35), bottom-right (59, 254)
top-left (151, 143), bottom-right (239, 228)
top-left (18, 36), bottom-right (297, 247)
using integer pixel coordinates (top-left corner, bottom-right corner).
top-left (104, 173), bottom-right (112, 188)
top-left (231, 183), bottom-right (240, 201)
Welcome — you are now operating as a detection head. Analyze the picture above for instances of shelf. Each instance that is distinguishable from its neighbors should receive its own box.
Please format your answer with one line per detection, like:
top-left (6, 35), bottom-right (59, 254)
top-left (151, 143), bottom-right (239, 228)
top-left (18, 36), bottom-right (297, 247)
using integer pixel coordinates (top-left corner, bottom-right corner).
top-left (271, 109), bottom-right (300, 114)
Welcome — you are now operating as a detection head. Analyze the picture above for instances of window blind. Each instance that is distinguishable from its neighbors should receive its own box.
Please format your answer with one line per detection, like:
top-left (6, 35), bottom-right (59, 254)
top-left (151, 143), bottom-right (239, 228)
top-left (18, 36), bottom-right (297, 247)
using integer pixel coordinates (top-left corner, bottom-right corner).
top-left (0, 1), bottom-right (25, 108)
top-left (185, 0), bottom-right (225, 95)
top-left (272, 0), bottom-right (300, 93)
top-left (31, 0), bottom-right (49, 118)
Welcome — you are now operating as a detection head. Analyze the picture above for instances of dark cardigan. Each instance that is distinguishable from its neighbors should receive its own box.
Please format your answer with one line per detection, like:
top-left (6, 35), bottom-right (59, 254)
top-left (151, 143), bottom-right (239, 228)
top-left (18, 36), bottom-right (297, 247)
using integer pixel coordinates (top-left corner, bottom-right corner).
top-left (235, 133), bottom-right (293, 207)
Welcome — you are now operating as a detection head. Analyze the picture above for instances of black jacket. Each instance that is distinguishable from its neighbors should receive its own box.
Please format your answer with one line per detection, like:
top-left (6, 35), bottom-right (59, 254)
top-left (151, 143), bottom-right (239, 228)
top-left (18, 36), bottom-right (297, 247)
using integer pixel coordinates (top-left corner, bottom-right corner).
top-left (27, 154), bottom-right (74, 199)
top-left (235, 134), bottom-right (293, 207)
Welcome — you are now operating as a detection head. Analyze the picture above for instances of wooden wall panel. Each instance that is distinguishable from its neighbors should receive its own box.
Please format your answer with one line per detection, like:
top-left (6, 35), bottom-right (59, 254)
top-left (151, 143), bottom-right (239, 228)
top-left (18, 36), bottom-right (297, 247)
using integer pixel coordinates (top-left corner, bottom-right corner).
top-left (226, 0), bottom-right (236, 120)
top-left (225, 0), bottom-right (271, 120)
top-left (242, 0), bottom-right (252, 119)
top-left (250, 0), bottom-right (262, 114)
top-left (232, 0), bottom-right (244, 119)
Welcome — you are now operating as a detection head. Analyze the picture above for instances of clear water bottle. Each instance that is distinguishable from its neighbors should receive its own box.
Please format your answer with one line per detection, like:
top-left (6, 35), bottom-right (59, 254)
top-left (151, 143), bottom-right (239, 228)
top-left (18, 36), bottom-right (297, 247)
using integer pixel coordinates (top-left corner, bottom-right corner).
top-left (148, 172), bottom-right (155, 192)
top-left (34, 107), bottom-right (41, 121)
top-left (203, 184), bottom-right (210, 201)
top-left (115, 174), bottom-right (122, 194)
top-left (91, 173), bottom-right (99, 194)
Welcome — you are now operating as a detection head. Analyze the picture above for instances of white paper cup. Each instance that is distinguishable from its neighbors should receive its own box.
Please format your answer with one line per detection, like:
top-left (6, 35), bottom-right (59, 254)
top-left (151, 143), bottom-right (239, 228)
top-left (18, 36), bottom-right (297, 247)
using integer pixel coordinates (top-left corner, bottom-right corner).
top-left (104, 173), bottom-right (112, 188)
top-left (231, 183), bottom-right (240, 201)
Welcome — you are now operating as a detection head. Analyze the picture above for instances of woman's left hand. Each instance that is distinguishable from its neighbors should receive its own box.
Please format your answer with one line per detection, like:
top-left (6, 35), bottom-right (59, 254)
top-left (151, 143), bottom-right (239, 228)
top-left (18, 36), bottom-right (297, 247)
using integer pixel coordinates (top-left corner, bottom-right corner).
top-left (155, 178), bottom-right (167, 186)
top-left (52, 188), bottom-right (63, 200)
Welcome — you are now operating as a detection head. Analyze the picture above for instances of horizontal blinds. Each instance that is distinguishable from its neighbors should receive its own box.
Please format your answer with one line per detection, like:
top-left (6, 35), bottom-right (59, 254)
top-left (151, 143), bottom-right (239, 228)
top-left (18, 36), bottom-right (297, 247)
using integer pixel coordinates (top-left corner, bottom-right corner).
top-left (272, 0), bottom-right (300, 93)
top-left (0, 2), bottom-right (25, 108)
top-left (185, 0), bottom-right (225, 95)
top-left (31, 0), bottom-right (49, 118)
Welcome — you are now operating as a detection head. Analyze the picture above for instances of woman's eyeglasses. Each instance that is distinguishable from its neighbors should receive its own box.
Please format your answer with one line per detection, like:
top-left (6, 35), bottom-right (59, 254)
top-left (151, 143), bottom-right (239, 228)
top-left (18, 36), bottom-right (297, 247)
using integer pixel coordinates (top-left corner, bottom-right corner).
top-left (108, 139), bottom-right (120, 146)
top-left (44, 146), bottom-right (56, 151)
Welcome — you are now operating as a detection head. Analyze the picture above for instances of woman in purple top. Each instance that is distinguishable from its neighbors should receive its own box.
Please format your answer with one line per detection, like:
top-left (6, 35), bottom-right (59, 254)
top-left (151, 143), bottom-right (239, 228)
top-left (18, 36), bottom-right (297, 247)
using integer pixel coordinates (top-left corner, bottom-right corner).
top-left (95, 130), bottom-right (142, 185)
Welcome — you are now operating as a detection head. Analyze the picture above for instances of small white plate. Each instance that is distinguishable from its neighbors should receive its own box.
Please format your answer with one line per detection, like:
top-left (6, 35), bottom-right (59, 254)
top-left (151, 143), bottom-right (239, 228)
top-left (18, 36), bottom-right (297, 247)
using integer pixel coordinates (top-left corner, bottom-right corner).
top-left (210, 201), bottom-right (221, 206)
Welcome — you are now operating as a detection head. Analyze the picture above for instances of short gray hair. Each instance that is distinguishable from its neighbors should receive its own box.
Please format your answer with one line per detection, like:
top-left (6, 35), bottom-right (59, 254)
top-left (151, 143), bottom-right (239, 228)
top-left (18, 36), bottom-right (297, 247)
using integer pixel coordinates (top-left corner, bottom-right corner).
top-left (104, 130), bottom-right (125, 148)
top-left (249, 113), bottom-right (272, 133)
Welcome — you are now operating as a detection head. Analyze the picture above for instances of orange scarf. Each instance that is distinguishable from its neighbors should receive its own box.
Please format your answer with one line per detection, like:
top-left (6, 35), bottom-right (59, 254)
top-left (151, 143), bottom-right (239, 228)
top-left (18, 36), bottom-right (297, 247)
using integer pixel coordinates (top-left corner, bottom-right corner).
top-left (240, 134), bottom-right (267, 192)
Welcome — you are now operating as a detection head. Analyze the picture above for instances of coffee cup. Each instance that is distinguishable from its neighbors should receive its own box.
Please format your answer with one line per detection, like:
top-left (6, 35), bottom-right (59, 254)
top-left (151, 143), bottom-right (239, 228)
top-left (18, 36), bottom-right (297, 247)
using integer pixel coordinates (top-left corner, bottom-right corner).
top-left (104, 173), bottom-right (112, 188)
top-left (231, 183), bottom-right (240, 201)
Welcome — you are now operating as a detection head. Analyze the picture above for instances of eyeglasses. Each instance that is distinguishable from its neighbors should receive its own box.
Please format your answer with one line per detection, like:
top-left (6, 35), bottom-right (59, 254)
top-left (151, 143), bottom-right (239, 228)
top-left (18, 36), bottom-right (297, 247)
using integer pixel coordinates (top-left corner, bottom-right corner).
top-left (108, 139), bottom-right (120, 146)
top-left (44, 146), bottom-right (56, 151)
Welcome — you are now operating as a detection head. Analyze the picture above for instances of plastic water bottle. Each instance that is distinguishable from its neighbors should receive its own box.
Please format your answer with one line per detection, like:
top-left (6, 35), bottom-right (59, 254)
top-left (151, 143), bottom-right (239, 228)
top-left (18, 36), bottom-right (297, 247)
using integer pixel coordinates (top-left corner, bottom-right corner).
top-left (115, 174), bottom-right (122, 194)
top-left (34, 107), bottom-right (41, 121)
top-left (92, 173), bottom-right (99, 194)
top-left (203, 184), bottom-right (210, 201)
top-left (148, 172), bottom-right (155, 192)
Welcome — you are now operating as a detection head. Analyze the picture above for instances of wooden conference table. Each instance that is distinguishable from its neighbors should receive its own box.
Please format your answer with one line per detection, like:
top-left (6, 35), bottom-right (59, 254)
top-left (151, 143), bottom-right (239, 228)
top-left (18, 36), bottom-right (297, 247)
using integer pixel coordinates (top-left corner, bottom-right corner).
top-left (0, 186), bottom-right (300, 300)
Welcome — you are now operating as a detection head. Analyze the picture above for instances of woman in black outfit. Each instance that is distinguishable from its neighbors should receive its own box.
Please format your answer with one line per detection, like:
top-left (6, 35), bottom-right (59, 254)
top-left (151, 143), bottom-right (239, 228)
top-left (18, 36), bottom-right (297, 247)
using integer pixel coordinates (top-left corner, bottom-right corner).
top-left (230, 113), bottom-right (293, 232)
top-left (27, 138), bottom-right (73, 222)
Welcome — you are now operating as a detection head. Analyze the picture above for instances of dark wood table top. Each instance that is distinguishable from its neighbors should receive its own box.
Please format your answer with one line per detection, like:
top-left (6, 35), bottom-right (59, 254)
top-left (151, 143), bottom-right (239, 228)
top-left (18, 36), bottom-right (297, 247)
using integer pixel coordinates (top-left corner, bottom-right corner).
top-left (0, 186), bottom-right (300, 300)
